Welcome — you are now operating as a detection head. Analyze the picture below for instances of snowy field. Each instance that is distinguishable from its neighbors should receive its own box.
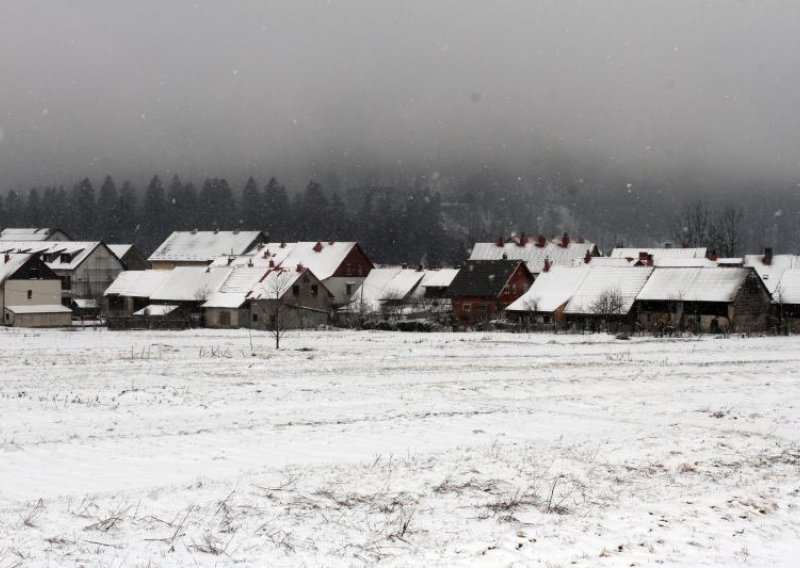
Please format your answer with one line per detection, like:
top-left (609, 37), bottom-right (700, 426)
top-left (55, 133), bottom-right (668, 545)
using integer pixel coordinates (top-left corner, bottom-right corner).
top-left (0, 328), bottom-right (799, 567)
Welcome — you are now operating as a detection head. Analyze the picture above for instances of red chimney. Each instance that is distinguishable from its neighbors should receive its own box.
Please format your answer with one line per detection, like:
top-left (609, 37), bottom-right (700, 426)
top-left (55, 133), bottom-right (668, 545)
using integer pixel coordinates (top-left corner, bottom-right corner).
top-left (584, 250), bottom-right (592, 264)
top-left (638, 251), bottom-right (649, 262)
top-left (268, 259), bottom-right (275, 268)
top-left (561, 233), bottom-right (570, 247)
top-left (543, 258), bottom-right (552, 272)
top-left (763, 247), bottom-right (773, 265)
top-left (3, 253), bottom-right (9, 263)
top-left (496, 236), bottom-right (505, 247)
top-left (535, 235), bottom-right (547, 248)
top-left (313, 241), bottom-right (323, 252)
top-left (707, 250), bottom-right (718, 262)
top-left (296, 263), bottom-right (304, 272)
top-left (518, 233), bottom-right (527, 246)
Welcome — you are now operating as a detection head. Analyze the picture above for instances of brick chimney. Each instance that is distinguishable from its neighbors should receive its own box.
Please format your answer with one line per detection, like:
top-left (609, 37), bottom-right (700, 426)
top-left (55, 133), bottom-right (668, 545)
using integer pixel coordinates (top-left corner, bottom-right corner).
top-left (268, 259), bottom-right (275, 268)
top-left (584, 250), bottom-right (592, 264)
top-left (561, 233), bottom-right (570, 248)
top-left (543, 258), bottom-right (552, 272)
top-left (763, 247), bottom-right (773, 265)
top-left (313, 241), bottom-right (323, 252)
top-left (535, 235), bottom-right (547, 248)
top-left (518, 233), bottom-right (527, 246)
top-left (296, 263), bottom-right (304, 272)
top-left (496, 236), bottom-right (505, 247)
top-left (707, 249), bottom-right (718, 262)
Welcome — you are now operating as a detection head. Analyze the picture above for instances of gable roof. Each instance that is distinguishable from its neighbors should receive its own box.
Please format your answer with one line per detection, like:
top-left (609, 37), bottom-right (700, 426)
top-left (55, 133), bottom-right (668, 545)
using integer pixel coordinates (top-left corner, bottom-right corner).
top-left (202, 266), bottom-right (273, 309)
top-left (564, 266), bottom-right (653, 315)
top-left (775, 269), bottom-right (800, 305)
top-left (0, 254), bottom-right (33, 285)
top-left (149, 231), bottom-right (265, 263)
top-left (743, 254), bottom-right (800, 295)
top-left (420, 268), bottom-right (460, 289)
top-left (104, 270), bottom-right (172, 298)
top-left (636, 267), bottom-right (752, 303)
top-left (149, 266), bottom-right (233, 302)
top-left (446, 259), bottom-right (529, 298)
top-left (244, 241), bottom-right (372, 281)
top-left (470, 236), bottom-right (597, 274)
top-left (0, 241), bottom-right (109, 271)
top-left (507, 265), bottom-right (590, 313)
top-left (355, 267), bottom-right (426, 311)
top-left (0, 228), bottom-right (71, 241)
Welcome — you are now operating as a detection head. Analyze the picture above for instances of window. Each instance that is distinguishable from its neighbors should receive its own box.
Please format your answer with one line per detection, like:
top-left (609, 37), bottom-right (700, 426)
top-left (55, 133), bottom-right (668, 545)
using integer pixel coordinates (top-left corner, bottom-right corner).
top-left (346, 283), bottom-right (354, 295)
top-left (252, 313), bottom-right (259, 322)
top-left (462, 302), bottom-right (471, 313)
top-left (292, 285), bottom-right (300, 296)
top-left (311, 284), bottom-right (318, 296)
top-left (27, 290), bottom-right (32, 300)
top-left (219, 311), bottom-right (231, 326)
top-left (60, 276), bottom-right (71, 290)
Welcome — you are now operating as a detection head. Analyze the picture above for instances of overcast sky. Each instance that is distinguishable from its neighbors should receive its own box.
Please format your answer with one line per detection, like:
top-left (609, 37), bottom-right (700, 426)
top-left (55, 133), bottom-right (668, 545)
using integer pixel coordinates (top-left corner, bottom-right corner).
top-left (1, 1), bottom-right (799, 190)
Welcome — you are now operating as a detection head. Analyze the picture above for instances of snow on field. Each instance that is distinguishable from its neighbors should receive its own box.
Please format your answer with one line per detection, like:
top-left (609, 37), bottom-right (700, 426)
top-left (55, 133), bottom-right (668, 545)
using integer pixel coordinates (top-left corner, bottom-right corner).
top-left (0, 328), bottom-right (799, 566)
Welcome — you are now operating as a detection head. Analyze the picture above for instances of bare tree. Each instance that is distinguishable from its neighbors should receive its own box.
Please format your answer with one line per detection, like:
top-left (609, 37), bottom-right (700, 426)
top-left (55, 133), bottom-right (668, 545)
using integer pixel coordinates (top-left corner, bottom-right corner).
top-left (262, 270), bottom-right (296, 349)
top-left (673, 198), bottom-right (718, 249)
top-left (716, 205), bottom-right (745, 257)
top-left (590, 287), bottom-right (625, 316)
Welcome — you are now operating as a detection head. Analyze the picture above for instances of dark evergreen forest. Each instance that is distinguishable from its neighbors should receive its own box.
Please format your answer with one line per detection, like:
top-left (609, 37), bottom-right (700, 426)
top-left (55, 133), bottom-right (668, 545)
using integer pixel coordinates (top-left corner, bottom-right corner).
top-left (1, 170), bottom-right (798, 264)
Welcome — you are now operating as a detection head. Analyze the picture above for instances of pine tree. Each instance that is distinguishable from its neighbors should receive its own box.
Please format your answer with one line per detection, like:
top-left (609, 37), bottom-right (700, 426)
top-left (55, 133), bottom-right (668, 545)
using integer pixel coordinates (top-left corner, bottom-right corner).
top-left (298, 180), bottom-right (330, 238)
top-left (70, 178), bottom-right (96, 239)
top-left (97, 175), bottom-right (119, 242)
top-left (178, 182), bottom-right (198, 230)
top-left (166, 175), bottom-right (183, 232)
top-left (264, 177), bottom-right (290, 240)
top-left (142, 175), bottom-right (166, 251)
top-left (199, 178), bottom-right (236, 229)
top-left (4, 190), bottom-right (25, 227)
top-left (0, 193), bottom-right (5, 228)
top-left (239, 176), bottom-right (263, 230)
top-left (117, 181), bottom-right (138, 243)
top-left (26, 188), bottom-right (42, 227)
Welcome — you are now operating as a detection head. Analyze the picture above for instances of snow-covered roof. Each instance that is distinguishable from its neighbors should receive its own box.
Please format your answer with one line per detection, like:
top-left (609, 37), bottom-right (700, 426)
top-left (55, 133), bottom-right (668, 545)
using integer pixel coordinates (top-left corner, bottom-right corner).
top-left (4, 304), bottom-right (71, 314)
top-left (247, 241), bottom-right (368, 281)
top-left (133, 304), bottom-right (179, 317)
top-left (0, 228), bottom-right (69, 241)
top-left (355, 267), bottom-right (426, 311)
top-left (469, 236), bottom-right (597, 274)
top-left (246, 268), bottom-right (306, 301)
top-left (573, 257), bottom-right (633, 268)
top-left (420, 268), bottom-right (459, 289)
top-left (564, 266), bottom-right (654, 315)
top-left (202, 266), bottom-right (271, 309)
top-left (743, 254), bottom-right (800, 295)
top-left (72, 299), bottom-right (98, 309)
top-left (0, 254), bottom-right (32, 285)
top-left (0, 241), bottom-right (105, 271)
top-left (149, 231), bottom-right (264, 263)
top-left (507, 265), bottom-right (590, 313)
top-left (775, 269), bottom-right (800, 305)
top-left (636, 267), bottom-right (750, 303)
top-left (610, 247), bottom-right (707, 261)
top-left (104, 270), bottom-right (172, 297)
top-left (654, 257), bottom-right (718, 268)
top-left (149, 266), bottom-right (232, 302)
top-left (107, 244), bottom-right (133, 260)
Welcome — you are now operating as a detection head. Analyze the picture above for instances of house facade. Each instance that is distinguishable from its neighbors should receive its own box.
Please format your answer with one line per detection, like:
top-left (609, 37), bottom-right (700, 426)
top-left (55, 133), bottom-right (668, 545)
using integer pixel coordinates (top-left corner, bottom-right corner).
top-left (1, 253), bottom-right (71, 327)
top-left (446, 259), bottom-right (533, 327)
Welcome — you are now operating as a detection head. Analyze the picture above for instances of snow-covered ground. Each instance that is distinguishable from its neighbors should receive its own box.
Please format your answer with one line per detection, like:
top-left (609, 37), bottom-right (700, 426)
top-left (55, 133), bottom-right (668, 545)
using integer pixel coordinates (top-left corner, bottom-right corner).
top-left (1, 328), bottom-right (799, 566)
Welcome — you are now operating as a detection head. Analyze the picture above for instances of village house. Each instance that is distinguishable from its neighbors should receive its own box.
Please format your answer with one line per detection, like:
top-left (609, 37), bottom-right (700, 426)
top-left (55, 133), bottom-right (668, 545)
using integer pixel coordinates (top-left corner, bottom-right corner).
top-left (244, 266), bottom-right (333, 331)
top-left (469, 233), bottom-right (600, 276)
top-left (634, 267), bottom-right (770, 334)
top-left (0, 241), bottom-right (123, 307)
top-left (506, 265), bottom-right (590, 327)
top-left (224, 241), bottom-right (374, 307)
top-left (0, 227), bottom-right (72, 242)
top-left (104, 270), bottom-right (172, 317)
top-left (1, 253), bottom-right (71, 327)
top-left (446, 259), bottom-right (533, 327)
top-left (148, 230), bottom-right (266, 269)
top-left (560, 266), bottom-right (654, 331)
top-left (772, 269), bottom-right (800, 333)
top-left (108, 244), bottom-right (150, 271)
